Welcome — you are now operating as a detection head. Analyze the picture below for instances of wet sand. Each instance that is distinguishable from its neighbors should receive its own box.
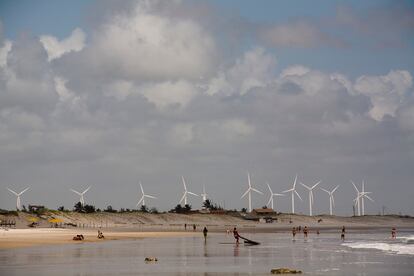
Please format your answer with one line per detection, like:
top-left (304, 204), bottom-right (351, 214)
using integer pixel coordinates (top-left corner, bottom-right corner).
top-left (0, 231), bottom-right (413, 275)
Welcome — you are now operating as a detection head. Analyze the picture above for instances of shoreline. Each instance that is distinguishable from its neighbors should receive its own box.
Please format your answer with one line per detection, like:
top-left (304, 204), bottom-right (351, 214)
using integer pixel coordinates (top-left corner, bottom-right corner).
top-left (1, 224), bottom-right (412, 250)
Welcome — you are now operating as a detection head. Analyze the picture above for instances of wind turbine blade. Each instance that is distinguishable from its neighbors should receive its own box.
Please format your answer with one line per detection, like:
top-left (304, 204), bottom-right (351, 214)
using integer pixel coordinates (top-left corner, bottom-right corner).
top-left (295, 190), bottom-right (302, 201)
top-left (137, 197), bottom-right (144, 206)
top-left (247, 172), bottom-right (251, 188)
top-left (7, 188), bottom-right (18, 196)
top-left (187, 192), bottom-right (198, 197)
top-left (351, 181), bottom-right (359, 193)
top-left (145, 195), bottom-right (157, 199)
top-left (282, 188), bottom-right (293, 193)
top-left (293, 174), bottom-right (298, 189)
top-left (300, 182), bottom-right (311, 190)
top-left (364, 195), bottom-right (374, 202)
top-left (179, 193), bottom-right (186, 204)
top-left (182, 176), bottom-right (187, 191)
top-left (267, 183), bottom-right (273, 194)
top-left (70, 189), bottom-right (82, 196)
top-left (20, 187), bottom-right (30, 195)
top-left (331, 195), bottom-right (335, 207)
top-left (310, 191), bottom-right (314, 204)
top-left (320, 188), bottom-right (330, 194)
top-left (140, 182), bottom-right (144, 194)
top-left (274, 193), bottom-right (285, 196)
top-left (241, 189), bottom-right (250, 199)
top-left (332, 185), bottom-right (340, 194)
top-left (267, 196), bottom-right (272, 206)
top-left (311, 181), bottom-right (321, 190)
top-left (251, 188), bottom-right (263, 195)
top-left (83, 186), bottom-right (91, 194)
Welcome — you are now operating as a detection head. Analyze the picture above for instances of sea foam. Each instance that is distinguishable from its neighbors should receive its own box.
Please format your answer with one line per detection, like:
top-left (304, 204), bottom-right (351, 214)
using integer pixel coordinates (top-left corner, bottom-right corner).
top-left (344, 240), bottom-right (414, 255)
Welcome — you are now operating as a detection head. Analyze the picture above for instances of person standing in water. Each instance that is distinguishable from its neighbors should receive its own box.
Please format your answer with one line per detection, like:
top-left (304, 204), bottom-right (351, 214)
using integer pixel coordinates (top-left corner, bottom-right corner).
top-left (203, 226), bottom-right (208, 242)
top-left (233, 227), bottom-right (240, 244)
top-left (391, 227), bottom-right (397, 239)
top-left (292, 227), bottom-right (297, 240)
top-left (303, 226), bottom-right (308, 239)
top-left (341, 226), bottom-right (346, 241)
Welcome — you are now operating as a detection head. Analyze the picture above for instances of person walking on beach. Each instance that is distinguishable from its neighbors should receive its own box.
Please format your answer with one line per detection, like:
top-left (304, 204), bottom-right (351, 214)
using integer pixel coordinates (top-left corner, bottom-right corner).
top-left (341, 226), bottom-right (346, 241)
top-left (391, 227), bottom-right (397, 239)
top-left (203, 226), bottom-right (208, 242)
top-left (233, 227), bottom-right (240, 244)
top-left (193, 224), bottom-right (196, 231)
top-left (303, 226), bottom-right (308, 239)
top-left (292, 227), bottom-right (297, 240)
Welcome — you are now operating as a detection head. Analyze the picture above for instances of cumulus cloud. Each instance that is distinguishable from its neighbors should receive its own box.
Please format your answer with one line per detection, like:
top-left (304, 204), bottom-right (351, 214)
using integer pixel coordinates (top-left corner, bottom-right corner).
top-left (0, 1), bottom-right (413, 214)
top-left (206, 47), bottom-right (275, 96)
top-left (139, 80), bottom-right (197, 110)
top-left (84, 4), bottom-right (216, 81)
top-left (40, 28), bottom-right (86, 61)
top-left (354, 70), bottom-right (413, 121)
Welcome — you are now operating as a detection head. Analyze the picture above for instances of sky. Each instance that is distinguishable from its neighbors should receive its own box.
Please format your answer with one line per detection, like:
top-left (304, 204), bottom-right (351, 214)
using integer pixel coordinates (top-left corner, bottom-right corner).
top-left (0, 0), bottom-right (413, 215)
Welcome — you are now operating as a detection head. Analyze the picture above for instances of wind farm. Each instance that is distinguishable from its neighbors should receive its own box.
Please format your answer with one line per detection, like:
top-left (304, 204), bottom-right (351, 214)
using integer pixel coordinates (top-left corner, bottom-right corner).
top-left (0, 0), bottom-right (413, 275)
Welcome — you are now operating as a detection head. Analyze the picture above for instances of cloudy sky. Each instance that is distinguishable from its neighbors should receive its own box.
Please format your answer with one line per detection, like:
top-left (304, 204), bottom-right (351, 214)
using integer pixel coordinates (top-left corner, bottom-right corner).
top-left (0, 0), bottom-right (413, 215)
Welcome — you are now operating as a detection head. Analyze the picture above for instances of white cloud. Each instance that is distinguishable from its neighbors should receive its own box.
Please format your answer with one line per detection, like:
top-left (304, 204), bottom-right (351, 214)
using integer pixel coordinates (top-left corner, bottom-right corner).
top-left (139, 80), bottom-right (197, 110)
top-left (90, 6), bottom-right (216, 81)
top-left (206, 47), bottom-right (275, 95)
top-left (354, 70), bottom-right (413, 121)
top-left (40, 28), bottom-right (86, 61)
top-left (0, 40), bottom-right (12, 67)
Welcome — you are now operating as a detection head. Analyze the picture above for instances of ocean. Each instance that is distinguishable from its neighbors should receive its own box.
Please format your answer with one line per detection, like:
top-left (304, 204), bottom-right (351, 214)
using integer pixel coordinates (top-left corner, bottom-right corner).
top-left (0, 229), bottom-right (413, 275)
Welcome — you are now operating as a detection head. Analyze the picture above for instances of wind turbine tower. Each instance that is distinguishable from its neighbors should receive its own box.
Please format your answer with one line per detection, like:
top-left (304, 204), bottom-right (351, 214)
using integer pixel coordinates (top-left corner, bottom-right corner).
top-left (266, 183), bottom-right (285, 211)
top-left (357, 181), bottom-right (374, 216)
top-left (70, 186), bottom-right (91, 207)
top-left (300, 180), bottom-right (321, 216)
top-left (137, 182), bottom-right (157, 207)
top-left (180, 176), bottom-right (198, 205)
top-left (200, 184), bottom-right (208, 203)
top-left (241, 172), bottom-right (263, 213)
top-left (351, 181), bottom-right (361, 216)
top-left (320, 185), bottom-right (340, 215)
top-left (7, 187), bottom-right (30, 210)
top-left (282, 174), bottom-right (302, 214)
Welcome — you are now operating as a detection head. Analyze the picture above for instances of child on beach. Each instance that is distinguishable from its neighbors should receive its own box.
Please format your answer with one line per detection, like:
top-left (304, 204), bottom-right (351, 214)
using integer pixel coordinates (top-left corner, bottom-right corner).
top-left (233, 227), bottom-right (240, 244)
top-left (303, 226), bottom-right (308, 238)
top-left (341, 226), bottom-right (345, 241)
top-left (292, 227), bottom-right (297, 239)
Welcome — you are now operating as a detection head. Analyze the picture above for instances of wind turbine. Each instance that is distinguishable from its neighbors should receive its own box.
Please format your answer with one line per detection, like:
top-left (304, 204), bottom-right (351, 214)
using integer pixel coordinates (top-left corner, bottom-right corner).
top-left (357, 181), bottom-right (374, 216)
top-left (241, 172), bottom-right (263, 213)
top-left (7, 187), bottom-right (30, 210)
top-left (300, 180), bottom-right (321, 216)
top-left (351, 181), bottom-right (361, 216)
top-left (282, 174), bottom-right (302, 214)
top-left (179, 176), bottom-right (198, 206)
top-left (266, 182), bottom-right (285, 211)
top-left (200, 184), bottom-right (208, 203)
top-left (136, 182), bottom-right (157, 207)
top-left (320, 185), bottom-right (340, 216)
top-left (70, 186), bottom-right (91, 206)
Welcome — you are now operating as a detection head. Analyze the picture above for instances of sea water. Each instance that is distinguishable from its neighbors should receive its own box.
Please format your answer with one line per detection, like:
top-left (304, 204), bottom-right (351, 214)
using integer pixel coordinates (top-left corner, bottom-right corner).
top-left (0, 230), bottom-right (413, 275)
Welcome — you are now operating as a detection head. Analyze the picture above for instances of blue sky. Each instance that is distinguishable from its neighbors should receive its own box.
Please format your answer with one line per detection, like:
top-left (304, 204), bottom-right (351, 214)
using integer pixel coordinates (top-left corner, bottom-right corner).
top-left (0, 1), bottom-right (413, 214)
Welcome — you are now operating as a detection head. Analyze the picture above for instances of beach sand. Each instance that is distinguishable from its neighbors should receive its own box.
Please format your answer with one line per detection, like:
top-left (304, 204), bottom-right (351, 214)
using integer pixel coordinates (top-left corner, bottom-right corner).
top-left (0, 228), bottom-right (199, 249)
